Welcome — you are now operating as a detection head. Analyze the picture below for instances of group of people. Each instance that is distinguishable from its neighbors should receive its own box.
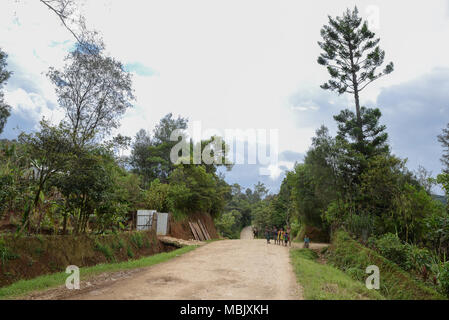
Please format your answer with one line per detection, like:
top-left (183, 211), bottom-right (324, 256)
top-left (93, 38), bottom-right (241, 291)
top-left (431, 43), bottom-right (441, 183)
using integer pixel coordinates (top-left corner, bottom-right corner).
top-left (264, 226), bottom-right (291, 247)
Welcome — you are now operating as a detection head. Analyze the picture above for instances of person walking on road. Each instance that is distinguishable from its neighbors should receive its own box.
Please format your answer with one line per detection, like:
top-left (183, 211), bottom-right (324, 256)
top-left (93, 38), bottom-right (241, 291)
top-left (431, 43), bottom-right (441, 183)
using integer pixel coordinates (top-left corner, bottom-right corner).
top-left (286, 226), bottom-right (292, 247)
top-left (272, 227), bottom-right (278, 244)
top-left (283, 229), bottom-right (289, 247)
top-left (278, 228), bottom-right (284, 246)
top-left (265, 227), bottom-right (271, 244)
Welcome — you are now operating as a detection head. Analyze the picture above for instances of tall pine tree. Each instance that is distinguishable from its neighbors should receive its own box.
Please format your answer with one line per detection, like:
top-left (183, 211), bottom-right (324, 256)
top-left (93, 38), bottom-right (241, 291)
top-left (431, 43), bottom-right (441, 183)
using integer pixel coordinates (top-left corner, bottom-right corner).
top-left (317, 7), bottom-right (394, 144)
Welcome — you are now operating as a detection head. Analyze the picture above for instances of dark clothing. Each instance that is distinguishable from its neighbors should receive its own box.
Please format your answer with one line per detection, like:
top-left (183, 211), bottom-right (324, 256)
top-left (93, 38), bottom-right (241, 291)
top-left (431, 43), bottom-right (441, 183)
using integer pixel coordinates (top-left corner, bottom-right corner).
top-left (265, 229), bottom-right (270, 243)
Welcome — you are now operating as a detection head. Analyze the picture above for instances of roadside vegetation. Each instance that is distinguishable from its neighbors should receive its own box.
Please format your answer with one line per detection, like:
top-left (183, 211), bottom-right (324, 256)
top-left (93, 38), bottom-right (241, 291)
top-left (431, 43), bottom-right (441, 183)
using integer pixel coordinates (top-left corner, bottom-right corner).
top-left (327, 231), bottom-right (444, 300)
top-left (250, 7), bottom-right (449, 299)
top-left (0, 230), bottom-right (171, 288)
top-left (290, 248), bottom-right (383, 300)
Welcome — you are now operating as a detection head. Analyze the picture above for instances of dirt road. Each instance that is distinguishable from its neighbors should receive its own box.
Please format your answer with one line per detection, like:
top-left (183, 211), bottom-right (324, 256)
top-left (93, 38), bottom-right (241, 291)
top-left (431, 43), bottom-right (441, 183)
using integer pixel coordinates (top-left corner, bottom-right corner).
top-left (58, 232), bottom-right (302, 300)
top-left (240, 226), bottom-right (254, 239)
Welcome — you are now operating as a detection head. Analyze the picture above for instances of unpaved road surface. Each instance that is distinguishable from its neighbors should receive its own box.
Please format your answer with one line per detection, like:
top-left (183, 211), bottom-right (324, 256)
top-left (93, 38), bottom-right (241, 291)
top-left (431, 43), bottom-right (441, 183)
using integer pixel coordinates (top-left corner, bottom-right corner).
top-left (62, 237), bottom-right (303, 300)
top-left (240, 226), bottom-right (254, 239)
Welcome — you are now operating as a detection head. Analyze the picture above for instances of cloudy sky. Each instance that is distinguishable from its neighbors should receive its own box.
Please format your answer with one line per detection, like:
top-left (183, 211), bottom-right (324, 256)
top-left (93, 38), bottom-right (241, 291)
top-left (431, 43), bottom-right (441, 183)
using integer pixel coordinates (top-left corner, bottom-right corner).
top-left (1, 0), bottom-right (449, 193)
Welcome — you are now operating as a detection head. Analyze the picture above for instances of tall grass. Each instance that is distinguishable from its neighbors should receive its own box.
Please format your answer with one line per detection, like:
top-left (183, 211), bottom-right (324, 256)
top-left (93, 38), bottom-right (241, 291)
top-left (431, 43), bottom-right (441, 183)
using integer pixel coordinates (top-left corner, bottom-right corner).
top-left (290, 248), bottom-right (384, 300)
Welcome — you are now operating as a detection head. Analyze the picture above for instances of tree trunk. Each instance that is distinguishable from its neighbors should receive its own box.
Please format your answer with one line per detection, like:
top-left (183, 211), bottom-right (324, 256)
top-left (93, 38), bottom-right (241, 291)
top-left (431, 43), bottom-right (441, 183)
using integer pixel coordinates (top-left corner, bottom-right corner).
top-left (62, 213), bottom-right (67, 235)
top-left (349, 45), bottom-right (363, 145)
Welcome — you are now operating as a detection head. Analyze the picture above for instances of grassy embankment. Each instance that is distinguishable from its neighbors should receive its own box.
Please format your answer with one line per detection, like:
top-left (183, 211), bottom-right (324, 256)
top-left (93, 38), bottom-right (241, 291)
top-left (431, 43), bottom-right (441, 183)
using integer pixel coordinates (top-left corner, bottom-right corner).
top-left (290, 248), bottom-right (384, 300)
top-left (0, 245), bottom-right (197, 300)
top-left (326, 231), bottom-right (445, 300)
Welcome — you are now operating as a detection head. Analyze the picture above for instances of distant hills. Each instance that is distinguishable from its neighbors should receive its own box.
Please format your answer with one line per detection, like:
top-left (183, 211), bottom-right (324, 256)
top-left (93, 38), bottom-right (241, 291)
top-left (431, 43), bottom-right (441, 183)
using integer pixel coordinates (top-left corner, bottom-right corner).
top-left (432, 194), bottom-right (447, 205)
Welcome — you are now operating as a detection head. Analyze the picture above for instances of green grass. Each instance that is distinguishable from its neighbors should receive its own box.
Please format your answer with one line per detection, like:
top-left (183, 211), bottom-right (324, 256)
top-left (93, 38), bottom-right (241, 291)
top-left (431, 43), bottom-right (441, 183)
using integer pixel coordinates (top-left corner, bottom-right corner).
top-left (0, 245), bottom-right (198, 300)
top-left (290, 248), bottom-right (384, 300)
top-left (327, 231), bottom-right (445, 300)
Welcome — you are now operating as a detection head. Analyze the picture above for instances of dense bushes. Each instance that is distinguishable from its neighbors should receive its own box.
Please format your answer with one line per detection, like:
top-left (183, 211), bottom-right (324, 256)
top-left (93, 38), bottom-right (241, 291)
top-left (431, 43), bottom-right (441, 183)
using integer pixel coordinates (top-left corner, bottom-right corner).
top-left (215, 210), bottom-right (241, 239)
top-left (327, 231), bottom-right (444, 300)
top-left (144, 164), bottom-right (230, 220)
top-left (369, 233), bottom-right (415, 271)
top-left (439, 263), bottom-right (449, 295)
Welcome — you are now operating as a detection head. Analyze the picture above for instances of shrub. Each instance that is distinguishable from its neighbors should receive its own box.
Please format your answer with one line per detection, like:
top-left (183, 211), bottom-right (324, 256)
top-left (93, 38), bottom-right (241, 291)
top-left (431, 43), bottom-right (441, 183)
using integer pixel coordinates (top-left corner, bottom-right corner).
top-left (327, 231), bottom-right (444, 300)
top-left (117, 239), bottom-right (125, 249)
top-left (373, 233), bottom-right (412, 271)
top-left (0, 239), bottom-right (19, 265)
top-left (130, 233), bottom-right (144, 249)
top-left (295, 248), bottom-right (318, 261)
top-left (438, 263), bottom-right (449, 295)
top-left (127, 246), bottom-right (134, 258)
top-left (94, 241), bottom-right (115, 262)
top-left (407, 244), bottom-right (433, 271)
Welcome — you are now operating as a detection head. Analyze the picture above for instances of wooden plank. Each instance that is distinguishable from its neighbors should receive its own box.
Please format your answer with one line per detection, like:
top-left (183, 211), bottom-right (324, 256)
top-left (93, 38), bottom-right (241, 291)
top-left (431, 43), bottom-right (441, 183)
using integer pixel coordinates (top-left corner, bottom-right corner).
top-left (197, 220), bottom-right (209, 240)
top-left (193, 222), bottom-right (205, 241)
top-left (188, 222), bottom-right (200, 240)
top-left (192, 222), bottom-right (206, 241)
top-left (201, 220), bottom-right (212, 240)
top-left (189, 222), bottom-right (201, 241)
top-left (198, 219), bottom-right (211, 240)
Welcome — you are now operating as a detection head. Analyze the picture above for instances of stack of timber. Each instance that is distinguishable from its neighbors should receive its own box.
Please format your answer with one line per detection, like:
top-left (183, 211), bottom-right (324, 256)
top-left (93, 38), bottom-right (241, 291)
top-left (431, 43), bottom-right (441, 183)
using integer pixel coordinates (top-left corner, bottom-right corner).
top-left (188, 220), bottom-right (212, 241)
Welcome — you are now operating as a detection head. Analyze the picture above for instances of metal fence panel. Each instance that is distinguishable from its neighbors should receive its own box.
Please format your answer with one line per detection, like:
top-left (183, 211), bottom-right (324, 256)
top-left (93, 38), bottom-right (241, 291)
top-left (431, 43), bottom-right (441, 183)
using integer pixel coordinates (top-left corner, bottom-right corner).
top-left (137, 210), bottom-right (156, 231)
top-left (156, 212), bottom-right (169, 235)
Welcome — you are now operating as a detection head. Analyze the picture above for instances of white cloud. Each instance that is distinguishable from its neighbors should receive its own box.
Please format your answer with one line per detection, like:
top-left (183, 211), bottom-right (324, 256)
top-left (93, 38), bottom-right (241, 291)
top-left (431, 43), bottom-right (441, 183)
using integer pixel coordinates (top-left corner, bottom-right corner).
top-left (5, 88), bottom-right (64, 129)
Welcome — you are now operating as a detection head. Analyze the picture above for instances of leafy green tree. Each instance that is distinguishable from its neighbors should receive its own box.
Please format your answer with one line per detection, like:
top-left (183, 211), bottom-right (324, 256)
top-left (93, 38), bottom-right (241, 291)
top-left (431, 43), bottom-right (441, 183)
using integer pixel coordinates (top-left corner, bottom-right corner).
top-left (130, 114), bottom-right (188, 187)
top-left (224, 184), bottom-right (253, 228)
top-left (334, 107), bottom-right (389, 160)
top-left (437, 173), bottom-right (449, 211)
top-left (215, 210), bottom-right (242, 239)
top-left (251, 199), bottom-right (273, 230)
top-left (129, 129), bottom-right (154, 187)
top-left (0, 48), bottom-right (12, 135)
top-left (424, 211), bottom-right (449, 256)
top-left (318, 6), bottom-right (394, 143)
top-left (169, 164), bottom-right (229, 217)
top-left (438, 124), bottom-right (449, 173)
top-left (0, 141), bottom-right (31, 220)
top-left (153, 113), bottom-right (188, 145)
top-left (48, 41), bottom-right (134, 148)
top-left (53, 146), bottom-right (116, 234)
top-left (145, 179), bottom-right (174, 213)
top-left (284, 126), bottom-right (341, 232)
top-left (18, 120), bottom-right (73, 233)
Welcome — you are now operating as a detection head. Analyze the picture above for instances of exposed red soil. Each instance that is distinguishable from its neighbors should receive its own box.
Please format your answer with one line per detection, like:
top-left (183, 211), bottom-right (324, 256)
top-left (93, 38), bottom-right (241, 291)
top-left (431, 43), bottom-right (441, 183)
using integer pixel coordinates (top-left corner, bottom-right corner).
top-left (169, 212), bottom-right (218, 240)
top-left (0, 231), bottom-right (171, 288)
